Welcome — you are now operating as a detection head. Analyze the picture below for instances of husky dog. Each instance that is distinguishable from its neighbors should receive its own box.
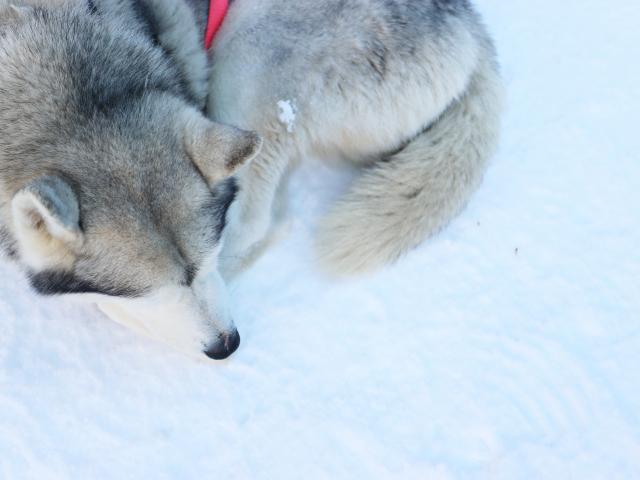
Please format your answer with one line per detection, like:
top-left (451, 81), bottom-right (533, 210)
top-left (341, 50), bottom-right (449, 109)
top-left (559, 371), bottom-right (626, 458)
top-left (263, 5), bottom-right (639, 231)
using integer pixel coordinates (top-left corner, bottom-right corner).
top-left (210, 0), bottom-right (503, 276)
top-left (0, 0), bottom-right (502, 359)
top-left (0, 0), bottom-right (262, 359)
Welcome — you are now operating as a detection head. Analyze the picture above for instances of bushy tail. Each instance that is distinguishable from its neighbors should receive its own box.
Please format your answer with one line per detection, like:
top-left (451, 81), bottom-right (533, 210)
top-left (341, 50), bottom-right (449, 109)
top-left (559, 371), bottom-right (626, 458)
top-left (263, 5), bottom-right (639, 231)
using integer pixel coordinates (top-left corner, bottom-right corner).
top-left (316, 56), bottom-right (503, 274)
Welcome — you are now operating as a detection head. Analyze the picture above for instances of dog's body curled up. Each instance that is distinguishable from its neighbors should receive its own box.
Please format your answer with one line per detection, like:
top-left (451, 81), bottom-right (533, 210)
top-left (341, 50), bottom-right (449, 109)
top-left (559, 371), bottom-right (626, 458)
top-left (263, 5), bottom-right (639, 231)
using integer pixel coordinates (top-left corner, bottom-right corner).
top-left (0, 0), bottom-right (502, 358)
top-left (210, 0), bottom-right (503, 276)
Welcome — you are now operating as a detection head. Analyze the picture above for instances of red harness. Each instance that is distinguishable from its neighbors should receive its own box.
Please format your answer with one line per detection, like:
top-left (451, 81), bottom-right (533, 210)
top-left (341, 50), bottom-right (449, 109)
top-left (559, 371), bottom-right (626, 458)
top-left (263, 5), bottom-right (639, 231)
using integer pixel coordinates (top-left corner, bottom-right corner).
top-left (204, 0), bottom-right (230, 49)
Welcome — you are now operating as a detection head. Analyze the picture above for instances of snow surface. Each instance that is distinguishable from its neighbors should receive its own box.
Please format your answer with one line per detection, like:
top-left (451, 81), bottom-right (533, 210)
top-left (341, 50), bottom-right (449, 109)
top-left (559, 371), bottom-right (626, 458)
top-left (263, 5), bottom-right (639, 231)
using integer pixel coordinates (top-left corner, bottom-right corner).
top-left (1, 1), bottom-right (639, 478)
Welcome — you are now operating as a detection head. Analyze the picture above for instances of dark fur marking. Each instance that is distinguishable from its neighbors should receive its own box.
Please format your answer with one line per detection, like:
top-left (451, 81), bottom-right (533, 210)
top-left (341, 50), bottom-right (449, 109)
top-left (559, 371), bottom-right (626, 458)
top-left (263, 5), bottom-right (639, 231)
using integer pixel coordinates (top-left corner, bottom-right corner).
top-left (86, 0), bottom-right (98, 15)
top-left (30, 270), bottom-right (141, 297)
top-left (205, 178), bottom-right (238, 243)
top-left (366, 39), bottom-right (388, 79)
top-left (184, 263), bottom-right (198, 286)
top-left (131, 1), bottom-right (161, 45)
top-left (0, 227), bottom-right (17, 258)
top-left (380, 112), bottom-right (443, 162)
top-left (405, 188), bottom-right (423, 200)
top-left (226, 134), bottom-right (261, 171)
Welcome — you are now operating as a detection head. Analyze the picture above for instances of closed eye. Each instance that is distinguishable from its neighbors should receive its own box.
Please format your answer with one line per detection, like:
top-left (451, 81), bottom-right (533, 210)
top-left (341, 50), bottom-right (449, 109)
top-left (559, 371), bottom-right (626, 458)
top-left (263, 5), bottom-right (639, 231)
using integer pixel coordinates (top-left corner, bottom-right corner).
top-left (30, 270), bottom-right (142, 297)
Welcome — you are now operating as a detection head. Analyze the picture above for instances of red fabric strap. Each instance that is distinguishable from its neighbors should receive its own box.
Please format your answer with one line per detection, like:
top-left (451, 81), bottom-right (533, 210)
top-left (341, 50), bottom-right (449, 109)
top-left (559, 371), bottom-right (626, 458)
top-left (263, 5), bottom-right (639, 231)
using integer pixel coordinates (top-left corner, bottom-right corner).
top-left (205, 0), bottom-right (229, 49)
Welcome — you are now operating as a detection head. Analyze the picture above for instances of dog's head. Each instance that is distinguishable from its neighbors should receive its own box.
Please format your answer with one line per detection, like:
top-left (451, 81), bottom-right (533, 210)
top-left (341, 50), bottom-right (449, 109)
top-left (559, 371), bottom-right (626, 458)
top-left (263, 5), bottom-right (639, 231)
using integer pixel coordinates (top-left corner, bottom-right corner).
top-left (0, 3), bottom-right (262, 360)
top-left (7, 98), bottom-right (261, 360)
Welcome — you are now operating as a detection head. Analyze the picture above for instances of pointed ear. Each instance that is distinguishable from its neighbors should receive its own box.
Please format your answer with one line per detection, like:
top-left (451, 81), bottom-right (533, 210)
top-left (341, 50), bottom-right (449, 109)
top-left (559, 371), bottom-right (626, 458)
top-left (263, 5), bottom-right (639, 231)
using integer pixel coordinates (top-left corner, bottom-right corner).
top-left (0, 3), bottom-right (33, 27)
top-left (11, 175), bottom-right (83, 271)
top-left (183, 113), bottom-right (263, 185)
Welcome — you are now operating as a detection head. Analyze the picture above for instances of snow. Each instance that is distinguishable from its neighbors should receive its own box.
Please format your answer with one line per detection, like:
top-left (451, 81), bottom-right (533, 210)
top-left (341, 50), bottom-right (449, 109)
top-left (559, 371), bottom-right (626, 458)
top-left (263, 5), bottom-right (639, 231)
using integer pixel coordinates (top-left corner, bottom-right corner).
top-left (277, 99), bottom-right (296, 133)
top-left (1, 0), bottom-right (639, 478)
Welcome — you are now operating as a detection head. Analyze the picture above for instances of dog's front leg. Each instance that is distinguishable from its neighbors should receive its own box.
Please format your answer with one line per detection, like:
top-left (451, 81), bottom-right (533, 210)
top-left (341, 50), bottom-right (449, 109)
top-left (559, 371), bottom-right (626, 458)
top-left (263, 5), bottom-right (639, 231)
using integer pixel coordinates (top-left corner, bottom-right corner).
top-left (219, 138), bottom-right (292, 279)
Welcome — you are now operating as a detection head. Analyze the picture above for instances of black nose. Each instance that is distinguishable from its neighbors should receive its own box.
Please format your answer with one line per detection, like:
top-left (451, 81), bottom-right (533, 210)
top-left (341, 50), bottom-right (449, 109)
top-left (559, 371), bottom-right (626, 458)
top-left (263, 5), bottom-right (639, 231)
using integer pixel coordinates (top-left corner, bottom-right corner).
top-left (204, 330), bottom-right (241, 360)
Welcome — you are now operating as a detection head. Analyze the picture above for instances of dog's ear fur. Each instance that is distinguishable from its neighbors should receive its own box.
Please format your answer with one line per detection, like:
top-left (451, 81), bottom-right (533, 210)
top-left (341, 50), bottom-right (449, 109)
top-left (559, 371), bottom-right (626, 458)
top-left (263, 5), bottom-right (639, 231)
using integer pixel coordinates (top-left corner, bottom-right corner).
top-left (183, 113), bottom-right (263, 185)
top-left (11, 175), bottom-right (83, 271)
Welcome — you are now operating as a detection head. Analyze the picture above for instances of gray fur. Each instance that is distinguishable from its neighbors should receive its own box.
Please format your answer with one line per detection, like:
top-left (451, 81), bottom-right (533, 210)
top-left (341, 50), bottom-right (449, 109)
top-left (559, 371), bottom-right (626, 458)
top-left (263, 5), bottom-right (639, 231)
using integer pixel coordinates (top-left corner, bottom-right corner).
top-left (208, 0), bottom-right (503, 275)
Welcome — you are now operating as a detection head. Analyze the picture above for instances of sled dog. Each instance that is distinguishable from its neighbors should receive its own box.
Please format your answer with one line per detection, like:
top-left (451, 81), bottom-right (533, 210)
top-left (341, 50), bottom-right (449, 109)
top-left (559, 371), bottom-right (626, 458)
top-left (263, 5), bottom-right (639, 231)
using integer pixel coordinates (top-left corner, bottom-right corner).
top-left (0, 0), bottom-right (502, 359)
